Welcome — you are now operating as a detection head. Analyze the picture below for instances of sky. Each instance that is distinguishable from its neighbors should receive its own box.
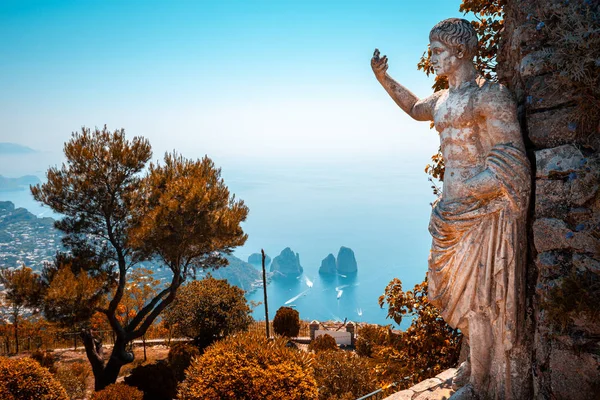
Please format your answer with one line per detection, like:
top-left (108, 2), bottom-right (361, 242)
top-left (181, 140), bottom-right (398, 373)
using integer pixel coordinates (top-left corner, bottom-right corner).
top-left (0, 0), bottom-right (470, 323)
top-left (0, 0), bottom-right (465, 172)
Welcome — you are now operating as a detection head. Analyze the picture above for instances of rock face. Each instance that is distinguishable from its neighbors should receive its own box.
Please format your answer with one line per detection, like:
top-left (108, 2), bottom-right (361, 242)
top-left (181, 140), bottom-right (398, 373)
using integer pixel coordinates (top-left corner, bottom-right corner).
top-left (270, 247), bottom-right (303, 278)
top-left (336, 247), bottom-right (357, 274)
top-left (318, 254), bottom-right (337, 274)
top-left (247, 252), bottom-right (271, 266)
top-left (498, 2), bottom-right (600, 398)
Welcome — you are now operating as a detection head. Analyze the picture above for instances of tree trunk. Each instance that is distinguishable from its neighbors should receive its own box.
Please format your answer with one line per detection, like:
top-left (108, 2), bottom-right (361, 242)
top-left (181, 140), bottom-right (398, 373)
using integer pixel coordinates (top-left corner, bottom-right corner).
top-left (81, 329), bottom-right (134, 392)
top-left (13, 315), bottom-right (19, 354)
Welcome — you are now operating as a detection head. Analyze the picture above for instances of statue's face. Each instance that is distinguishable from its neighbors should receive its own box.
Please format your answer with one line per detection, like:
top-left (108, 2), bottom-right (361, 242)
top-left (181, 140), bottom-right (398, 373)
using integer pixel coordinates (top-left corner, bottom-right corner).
top-left (430, 40), bottom-right (460, 78)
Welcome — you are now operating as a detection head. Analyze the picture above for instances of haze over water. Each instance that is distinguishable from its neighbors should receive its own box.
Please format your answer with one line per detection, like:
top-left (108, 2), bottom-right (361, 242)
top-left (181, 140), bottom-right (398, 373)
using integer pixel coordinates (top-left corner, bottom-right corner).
top-left (2, 151), bottom-right (435, 329)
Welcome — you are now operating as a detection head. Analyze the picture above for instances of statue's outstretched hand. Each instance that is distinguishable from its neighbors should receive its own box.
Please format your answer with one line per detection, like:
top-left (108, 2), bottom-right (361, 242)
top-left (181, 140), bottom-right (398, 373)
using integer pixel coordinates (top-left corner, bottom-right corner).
top-left (371, 49), bottom-right (388, 79)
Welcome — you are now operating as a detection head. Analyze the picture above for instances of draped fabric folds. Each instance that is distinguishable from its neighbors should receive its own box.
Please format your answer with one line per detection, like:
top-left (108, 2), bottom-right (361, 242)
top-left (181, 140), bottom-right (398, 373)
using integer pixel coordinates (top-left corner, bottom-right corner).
top-left (427, 143), bottom-right (530, 349)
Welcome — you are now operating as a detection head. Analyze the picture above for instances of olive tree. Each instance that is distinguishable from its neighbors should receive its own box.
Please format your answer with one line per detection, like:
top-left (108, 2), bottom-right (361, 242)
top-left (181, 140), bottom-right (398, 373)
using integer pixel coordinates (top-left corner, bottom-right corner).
top-left (32, 126), bottom-right (248, 390)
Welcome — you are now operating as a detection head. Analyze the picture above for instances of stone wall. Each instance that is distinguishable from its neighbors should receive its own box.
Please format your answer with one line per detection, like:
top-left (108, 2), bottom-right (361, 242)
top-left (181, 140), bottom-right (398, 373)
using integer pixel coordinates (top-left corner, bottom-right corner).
top-left (498, 1), bottom-right (600, 398)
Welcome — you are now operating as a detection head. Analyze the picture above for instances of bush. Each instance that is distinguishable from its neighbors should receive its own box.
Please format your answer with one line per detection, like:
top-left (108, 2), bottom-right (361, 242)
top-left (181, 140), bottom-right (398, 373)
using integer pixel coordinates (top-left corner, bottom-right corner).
top-left (313, 351), bottom-right (379, 400)
top-left (0, 356), bottom-right (68, 400)
top-left (177, 331), bottom-right (318, 400)
top-left (54, 361), bottom-right (91, 400)
top-left (124, 362), bottom-right (177, 400)
top-left (164, 277), bottom-right (253, 351)
top-left (376, 278), bottom-right (462, 388)
top-left (355, 325), bottom-right (391, 357)
top-left (30, 349), bottom-right (57, 372)
top-left (272, 306), bottom-right (300, 337)
top-left (308, 334), bottom-right (338, 353)
top-left (168, 343), bottom-right (200, 382)
top-left (91, 383), bottom-right (143, 400)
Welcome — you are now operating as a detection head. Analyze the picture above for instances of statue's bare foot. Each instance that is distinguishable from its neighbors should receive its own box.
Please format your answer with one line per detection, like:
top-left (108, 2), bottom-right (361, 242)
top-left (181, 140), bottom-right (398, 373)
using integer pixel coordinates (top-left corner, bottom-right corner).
top-left (450, 383), bottom-right (478, 400)
top-left (452, 360), bottom-right (471, 390)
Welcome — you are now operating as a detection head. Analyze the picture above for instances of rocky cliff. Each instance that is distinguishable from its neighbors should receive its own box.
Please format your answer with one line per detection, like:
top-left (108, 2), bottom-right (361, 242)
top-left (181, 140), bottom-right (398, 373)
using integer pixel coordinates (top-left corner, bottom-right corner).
top-left (318, 253), bottom-right (337, 274)
top-left (336, 246), bottom-right (358, 274)
top-left (270, 247), bottom-right (303, 278)
top-left (499, 1), bottom-right (600, 397)
top-left (248, 252), bottom-right (271, 266)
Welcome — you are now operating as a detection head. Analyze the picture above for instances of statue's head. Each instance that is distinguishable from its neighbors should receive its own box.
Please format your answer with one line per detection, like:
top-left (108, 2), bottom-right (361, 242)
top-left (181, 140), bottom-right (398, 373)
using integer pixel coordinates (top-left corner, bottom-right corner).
top-left (429, 18), bottom-right (478, 77)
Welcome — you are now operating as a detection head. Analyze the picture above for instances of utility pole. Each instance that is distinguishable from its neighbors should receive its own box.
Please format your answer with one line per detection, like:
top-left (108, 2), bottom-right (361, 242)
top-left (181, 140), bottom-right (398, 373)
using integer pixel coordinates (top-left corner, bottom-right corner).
top-left (261, 249), bottom-right (270, 339)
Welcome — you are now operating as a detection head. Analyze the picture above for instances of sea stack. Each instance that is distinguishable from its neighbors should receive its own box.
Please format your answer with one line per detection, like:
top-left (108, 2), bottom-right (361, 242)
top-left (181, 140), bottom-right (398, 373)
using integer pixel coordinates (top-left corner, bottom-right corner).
top-left (318, 253), bottom-right (337, 274)
top-left (270, 247), bottom-right (303, 278)
top-left (248, 252), bottom-right (271, 266)
top-left (336, 246), bottom-right (358, 274)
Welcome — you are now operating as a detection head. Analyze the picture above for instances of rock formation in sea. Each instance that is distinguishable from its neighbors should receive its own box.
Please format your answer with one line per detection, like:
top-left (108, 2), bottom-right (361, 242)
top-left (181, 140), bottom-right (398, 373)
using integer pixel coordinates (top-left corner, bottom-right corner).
top-left (270, 247), bottom-right (303, 278)
top-left (336, 246), bottom-right (357, 274)
top-left (248, 252), bottom-right (271, 266)
top-left (318, 253), bottom-right (337, 275)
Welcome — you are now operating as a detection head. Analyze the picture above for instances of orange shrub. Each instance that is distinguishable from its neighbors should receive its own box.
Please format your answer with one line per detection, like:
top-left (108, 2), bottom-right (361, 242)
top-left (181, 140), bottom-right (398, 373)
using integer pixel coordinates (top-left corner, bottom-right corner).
top-left (54, 361), bottom-right (91, 400)
top-left (308, 334), bottom-right (338, 353)
top-left (313, 350), bottom-right (378, 400)
top-left (272, 306), bottom-right (300, 337)
top-left (30, 349), bottom-right (57, 372)
top-left (355, 325), bottom-right (390, 358)
top-left (168, 343), bottom-right (200, 382)
top-left (124, 362), bottom-right (177, 400)
top-left (177, 331), bottom-right (317, 400)
top-left (91, 383), bottom-right (143, 400)
top-left (0, 356), bottom-right (68, 400)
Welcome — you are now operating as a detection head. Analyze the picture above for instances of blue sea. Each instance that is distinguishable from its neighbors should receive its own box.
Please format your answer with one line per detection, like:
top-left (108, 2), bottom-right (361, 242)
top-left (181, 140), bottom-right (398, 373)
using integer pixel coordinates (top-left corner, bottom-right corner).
top-left (2, 154), bottom-right (436, 330)
top-left (223, 157), bottom-right (435, 330)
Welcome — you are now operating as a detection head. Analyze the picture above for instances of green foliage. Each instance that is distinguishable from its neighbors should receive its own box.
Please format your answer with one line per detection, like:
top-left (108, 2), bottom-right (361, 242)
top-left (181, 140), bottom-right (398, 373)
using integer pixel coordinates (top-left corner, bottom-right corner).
top-left (91, 383), bottom-right (143, 400)
top-left (128, 152), bottom-right (249, 271)
top-left (165, 276), bottom-right (253, 351)
top-left (42, 262), bottom-right (107, 330)
top-left (355, 325), bottom-right (391, 358)
top-left (375, 278), bottom-right (462, 388)
top-left (54, 361), bottom-right (91, 400)
top-left (168, 343), bottom-right (200, 382)
top-left (30, 350), bottom-right (57, 372)
top-left (313, 350), bottom-right (379, 400)
top-left (308, 334), bottom-right (338, 353)
top-left (0, 267), bottom-right (44, 311)
top-left (177, 331), bottom-right (318, 400)
top-left (0, 266), bottom-right (44, 353)
top-left (0, 356), bottom-right (68, 400)
top-left (538, 0), bottom-right (600, 132)
top-left (541, 270), bottom-right (600, 334)
top-left (273, 306), bottom-right (301, 338)
top-left (124, 362), bottom-right (177, 400)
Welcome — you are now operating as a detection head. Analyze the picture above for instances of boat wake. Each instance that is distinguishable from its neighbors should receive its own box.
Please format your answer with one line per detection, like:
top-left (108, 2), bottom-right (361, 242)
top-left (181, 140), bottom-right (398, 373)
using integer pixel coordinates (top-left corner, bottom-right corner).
top-left (284, 289), bottom-right (310, 305)
top-left (304, 276), bottom-right (314, 288)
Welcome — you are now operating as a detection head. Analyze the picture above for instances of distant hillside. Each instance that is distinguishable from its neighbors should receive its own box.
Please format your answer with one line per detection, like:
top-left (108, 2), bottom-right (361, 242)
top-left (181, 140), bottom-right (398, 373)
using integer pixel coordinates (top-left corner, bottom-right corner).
top-left (0, 142), bottom-right (36, 155)
top-left (0, 175), bottom-right (41, 192)
top-left (0, 201), bottom-right (59, 268)
top-left (207, 254), bottom-right (263, 292)
top-left (0, 201), bottom-right (260, 292)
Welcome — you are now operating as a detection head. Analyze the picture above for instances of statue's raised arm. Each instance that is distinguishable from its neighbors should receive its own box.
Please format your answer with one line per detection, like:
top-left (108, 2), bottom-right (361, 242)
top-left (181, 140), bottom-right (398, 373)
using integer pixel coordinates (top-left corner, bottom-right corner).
top-left (371, 48), bottom-right (440, 122)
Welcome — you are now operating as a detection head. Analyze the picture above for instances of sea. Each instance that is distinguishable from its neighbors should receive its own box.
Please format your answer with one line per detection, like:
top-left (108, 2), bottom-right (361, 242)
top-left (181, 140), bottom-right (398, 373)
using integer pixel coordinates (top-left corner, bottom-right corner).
top-left (2, 153), bottom-right (436, 331)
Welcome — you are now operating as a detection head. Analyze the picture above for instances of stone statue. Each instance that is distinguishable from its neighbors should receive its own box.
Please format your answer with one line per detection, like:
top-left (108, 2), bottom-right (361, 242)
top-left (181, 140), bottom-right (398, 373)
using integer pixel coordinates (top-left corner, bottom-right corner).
top-left (372, 18), bottom-right (531, 399)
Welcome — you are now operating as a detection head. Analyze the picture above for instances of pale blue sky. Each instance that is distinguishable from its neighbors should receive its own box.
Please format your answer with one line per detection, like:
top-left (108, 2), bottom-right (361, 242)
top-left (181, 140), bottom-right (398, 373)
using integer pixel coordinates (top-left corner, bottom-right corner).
top-left (0, 0), bottom-right (464, 171)
top-left (1, 1), bottom-right (473, 323)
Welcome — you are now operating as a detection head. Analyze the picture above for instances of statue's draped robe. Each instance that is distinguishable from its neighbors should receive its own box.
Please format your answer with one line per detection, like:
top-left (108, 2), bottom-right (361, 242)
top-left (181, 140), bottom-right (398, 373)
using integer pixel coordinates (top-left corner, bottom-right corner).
top-left (428, 143), bottom-right (530, 351)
